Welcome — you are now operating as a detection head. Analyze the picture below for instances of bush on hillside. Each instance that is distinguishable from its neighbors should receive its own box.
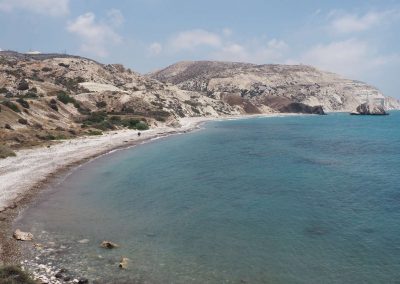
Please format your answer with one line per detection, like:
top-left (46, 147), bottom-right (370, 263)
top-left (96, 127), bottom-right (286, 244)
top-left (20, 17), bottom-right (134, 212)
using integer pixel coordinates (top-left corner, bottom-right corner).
top-left (16, 98), bottom-right (30, 109)
top-left (1, 101), bottom-right (20, 113)
top-left (57, 91), bottom-right (75, 104)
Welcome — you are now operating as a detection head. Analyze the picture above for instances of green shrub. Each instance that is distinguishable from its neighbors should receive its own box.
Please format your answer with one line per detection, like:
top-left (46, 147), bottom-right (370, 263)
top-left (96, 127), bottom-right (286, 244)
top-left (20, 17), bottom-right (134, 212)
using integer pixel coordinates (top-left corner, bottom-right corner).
top-left (121, 118), bottom-right (149, 130)
top-left (24, 92), bottom-right (38, 98)
top-left (87, 130), bottom-right (103, 136)
top-left (1, 101), bottom-right (20, 113)
top-left (135, 121), bottom-right (149, 130)
top-left (109, 116), bottom-right (122, 124)
top-left (0, 266), bottom-right (36, 283)
top-left (57, 91), bottom-right (75, 104)
top-left (0, 145), bottom-right (16, 159)
top-left (84, 111), bottom-right (107, 124)
top-left (16, 98), bottom-right (29, 109)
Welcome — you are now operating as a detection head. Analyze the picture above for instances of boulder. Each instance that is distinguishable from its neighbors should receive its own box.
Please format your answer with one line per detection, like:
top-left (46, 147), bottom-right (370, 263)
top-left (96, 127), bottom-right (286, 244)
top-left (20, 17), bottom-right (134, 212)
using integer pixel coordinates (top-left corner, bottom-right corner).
top-left (119, 257), bottom-right (129, 269)
top-left (351, 103), bottom-right (388, 115)
top-left (100, 240), bottom-right (119, 249)
top-left (13, 229), bottom-right (33, 241)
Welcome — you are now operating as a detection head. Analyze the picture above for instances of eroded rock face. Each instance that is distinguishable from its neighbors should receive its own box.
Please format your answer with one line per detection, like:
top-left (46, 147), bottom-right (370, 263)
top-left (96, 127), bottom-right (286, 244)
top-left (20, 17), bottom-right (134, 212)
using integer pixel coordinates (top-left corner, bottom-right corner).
top-left (13, 229), bottom-right (33, 241)
top-left (351, 103), bottom-right (388, 115)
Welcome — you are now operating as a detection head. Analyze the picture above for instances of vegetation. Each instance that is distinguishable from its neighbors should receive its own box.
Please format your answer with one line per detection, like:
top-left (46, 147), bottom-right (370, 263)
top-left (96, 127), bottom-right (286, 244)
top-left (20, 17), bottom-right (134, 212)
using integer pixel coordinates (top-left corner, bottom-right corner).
top-left (16, 98), bottom-right (29, 109)
top-left (41, 67), bottom-right (52, 72)
top-left (87, 129), bottom-right (103, 136)
top-left (1, 101), bottom-right (20, 113)
top-left (0, 87), bottom-right (8, 94)
top-left (0, 145), bottom-right (16, 159)
top-left (0, 266), bottom-right (36, 283)
top-left (18, 118), bottom-right (28, 125)
top-left (57, 91), bottom-right (75, 104)
top-left (49, 99), bottom-right (58, 111)
top-left (121, 118), bottom-right (149, 130)
top-left (55, 76), bottom-right (84, 91)
top-left (96, 101), bottom-right (107, 108)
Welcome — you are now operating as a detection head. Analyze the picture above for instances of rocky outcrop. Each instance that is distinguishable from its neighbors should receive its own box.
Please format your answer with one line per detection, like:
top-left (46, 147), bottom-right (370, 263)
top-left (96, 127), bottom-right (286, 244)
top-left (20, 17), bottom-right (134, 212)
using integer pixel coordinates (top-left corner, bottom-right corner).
top-left (149, 61), bottom-right (400, 113)
top-left (119, 257), bottom-right (129, 269)
top-left (13, 229), bottom-right (33, 241)
top-left (351, 103), bottom-right (388, 115)
top-left (100, 240), bottom-right (119, 249)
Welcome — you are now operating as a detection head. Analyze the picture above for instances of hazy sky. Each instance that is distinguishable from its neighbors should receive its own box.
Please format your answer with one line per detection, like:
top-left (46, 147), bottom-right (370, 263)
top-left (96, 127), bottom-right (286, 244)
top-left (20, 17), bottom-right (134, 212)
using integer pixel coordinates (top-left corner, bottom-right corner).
top-left (0, 0), bottom-right (399, 97)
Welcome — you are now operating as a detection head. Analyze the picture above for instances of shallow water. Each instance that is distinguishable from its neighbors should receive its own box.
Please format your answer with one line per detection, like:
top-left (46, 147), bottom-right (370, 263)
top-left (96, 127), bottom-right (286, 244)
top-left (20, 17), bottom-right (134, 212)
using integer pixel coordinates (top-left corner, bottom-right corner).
top-left (16, 113), bottom-right (400, 283)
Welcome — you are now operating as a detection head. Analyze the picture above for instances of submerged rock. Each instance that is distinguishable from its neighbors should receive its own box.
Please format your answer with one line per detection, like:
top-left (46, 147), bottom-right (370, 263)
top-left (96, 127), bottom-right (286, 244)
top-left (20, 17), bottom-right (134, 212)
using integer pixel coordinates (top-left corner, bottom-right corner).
top-left (100, 240), bottom-right (119, 249)
top-left (351, 103), bottom-right (388, 115)
top-left (13, 229), bottom-right (33, 241)
top-left (119, 257), bottom-right (129, 269)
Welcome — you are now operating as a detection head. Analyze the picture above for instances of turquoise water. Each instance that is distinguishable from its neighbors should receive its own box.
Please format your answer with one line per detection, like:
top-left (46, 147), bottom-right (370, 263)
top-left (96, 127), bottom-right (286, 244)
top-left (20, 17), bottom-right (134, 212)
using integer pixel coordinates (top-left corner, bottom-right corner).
top-left (17, 113), bottom-right (400, 283)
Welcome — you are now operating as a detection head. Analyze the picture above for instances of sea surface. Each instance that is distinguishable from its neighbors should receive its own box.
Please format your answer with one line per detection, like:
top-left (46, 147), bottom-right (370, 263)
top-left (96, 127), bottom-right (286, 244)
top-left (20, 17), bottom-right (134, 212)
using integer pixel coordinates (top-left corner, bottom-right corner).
top-left (15, 112), bottom-right (400, 283)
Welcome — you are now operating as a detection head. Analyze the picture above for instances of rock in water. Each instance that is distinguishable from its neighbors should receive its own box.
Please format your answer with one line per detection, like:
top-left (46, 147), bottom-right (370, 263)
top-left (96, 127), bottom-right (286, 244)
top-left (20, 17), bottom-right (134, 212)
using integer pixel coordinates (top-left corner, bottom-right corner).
top-left (119, 257), bottom-right (129, 269)
top-left (100, 240), bottom-right (119, 249)
top-left (351, 103), bottom-right (388, 115)
top-left (13, 229), bottom-right (33, 241)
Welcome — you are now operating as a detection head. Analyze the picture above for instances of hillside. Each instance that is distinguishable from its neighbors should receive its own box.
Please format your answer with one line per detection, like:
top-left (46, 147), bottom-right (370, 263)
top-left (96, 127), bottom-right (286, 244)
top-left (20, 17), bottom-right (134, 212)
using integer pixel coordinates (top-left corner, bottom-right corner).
top-left (1, 53), bottom-right (399, 149)
top-left (149, 61), bottom-right (400, 112)
top-left (0, 52), bottom-right (239, 148)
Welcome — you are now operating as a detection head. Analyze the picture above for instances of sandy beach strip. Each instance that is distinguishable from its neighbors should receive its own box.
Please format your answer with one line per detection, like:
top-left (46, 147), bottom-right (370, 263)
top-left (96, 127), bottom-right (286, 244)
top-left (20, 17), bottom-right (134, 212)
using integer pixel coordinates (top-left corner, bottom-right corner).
top-left (0, 117), bottom-right (215, 213)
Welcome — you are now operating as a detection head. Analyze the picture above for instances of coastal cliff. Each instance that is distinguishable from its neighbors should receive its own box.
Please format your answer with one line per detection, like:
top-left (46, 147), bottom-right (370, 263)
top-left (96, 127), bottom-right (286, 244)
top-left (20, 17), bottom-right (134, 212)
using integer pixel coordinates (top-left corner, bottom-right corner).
top-left (149, 61), bottom-right (400, 113)
top-left (0, 51), bottom-right (399, 148)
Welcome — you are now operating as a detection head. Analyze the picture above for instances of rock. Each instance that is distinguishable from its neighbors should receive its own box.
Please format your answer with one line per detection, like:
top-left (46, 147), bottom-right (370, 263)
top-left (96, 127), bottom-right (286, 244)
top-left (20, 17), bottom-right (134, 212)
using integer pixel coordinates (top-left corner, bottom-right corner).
top-left (13, 229), bottom-right (33, 241)
top-left (351, 102), bottom-right (388, 115)
top-left (78, 239), bottom-right (90, 244)
top-left (100, 240), bottom-right (119, 249)
top-left (17, 79), bottom-right (29, 91)
top-left (78, 278), bottom-right (89, 284)
top-left (119, 257), bottom-right (129, 269)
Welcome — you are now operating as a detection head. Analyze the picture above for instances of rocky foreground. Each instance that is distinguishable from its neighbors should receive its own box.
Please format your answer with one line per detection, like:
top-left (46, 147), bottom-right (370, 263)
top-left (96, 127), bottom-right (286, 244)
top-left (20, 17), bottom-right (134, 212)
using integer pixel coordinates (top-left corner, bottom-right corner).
top-left (0, 51), bottom-right (399, 150)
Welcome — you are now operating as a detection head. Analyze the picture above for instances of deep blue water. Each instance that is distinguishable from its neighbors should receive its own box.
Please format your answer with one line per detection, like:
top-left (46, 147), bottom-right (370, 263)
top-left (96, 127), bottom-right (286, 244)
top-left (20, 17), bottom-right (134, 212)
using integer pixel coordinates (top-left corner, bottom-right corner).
top-left (17, 113), bottom-right (400, 283)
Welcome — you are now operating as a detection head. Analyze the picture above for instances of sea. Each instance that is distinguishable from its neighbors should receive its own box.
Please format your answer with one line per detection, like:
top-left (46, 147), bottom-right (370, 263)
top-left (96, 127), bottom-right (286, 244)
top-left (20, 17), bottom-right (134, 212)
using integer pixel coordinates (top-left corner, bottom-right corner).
top-left (15, 112), bottom-right (400, 283)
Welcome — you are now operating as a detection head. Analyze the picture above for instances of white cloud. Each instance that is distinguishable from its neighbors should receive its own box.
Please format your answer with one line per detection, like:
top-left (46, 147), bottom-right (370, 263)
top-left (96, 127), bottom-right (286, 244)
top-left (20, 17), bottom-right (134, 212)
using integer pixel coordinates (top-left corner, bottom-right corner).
top-left (169, 29), bottom-right (222, 51)
top-left (148, 42), bottom-right (162, 56)
top-left (212, 38), bottom-right (289, 63)
top-left (298, 39), bottom-right (396, 77)
top-left (329, 10), bottom-right (399, 33)
top-left (0, 0), bottom-right (69, 16)
top-left (164, 28), bottom-right (288, 64)
top-left (222, 28), bottom-right (233, 37)
top-left (107, 9), bottom-right (124, 27)
top-left (67, 12), bottom-right (122, 57)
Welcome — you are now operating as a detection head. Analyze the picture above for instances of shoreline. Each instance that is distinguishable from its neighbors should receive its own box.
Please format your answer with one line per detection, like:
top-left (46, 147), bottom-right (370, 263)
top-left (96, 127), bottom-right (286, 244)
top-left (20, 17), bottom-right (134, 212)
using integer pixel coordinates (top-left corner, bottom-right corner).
top-left (0, 113), bottom-right (293, 270)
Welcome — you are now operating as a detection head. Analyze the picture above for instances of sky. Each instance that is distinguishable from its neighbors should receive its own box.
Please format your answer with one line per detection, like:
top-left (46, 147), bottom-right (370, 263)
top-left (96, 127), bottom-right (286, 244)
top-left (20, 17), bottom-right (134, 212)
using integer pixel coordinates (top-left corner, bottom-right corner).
top-left (0, 0), bottom-right (399, 98)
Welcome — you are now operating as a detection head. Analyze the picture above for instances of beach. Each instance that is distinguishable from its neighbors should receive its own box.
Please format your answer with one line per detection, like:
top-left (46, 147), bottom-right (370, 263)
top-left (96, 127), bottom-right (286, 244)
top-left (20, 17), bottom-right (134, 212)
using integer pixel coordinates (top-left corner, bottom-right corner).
top-left (0, 114), bottom-right (283, 265)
